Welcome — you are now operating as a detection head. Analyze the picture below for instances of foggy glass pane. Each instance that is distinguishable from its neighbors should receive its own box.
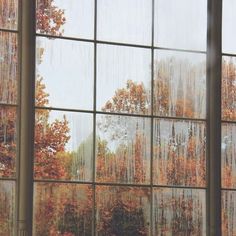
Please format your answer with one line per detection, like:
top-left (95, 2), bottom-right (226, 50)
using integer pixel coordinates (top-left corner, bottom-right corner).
top-left (154, 0), bottom-right (207, 51)
top-left (222, 57), bottom-right (236, 121)
top-left (223, 0), bottom-right (236, 54)
top-left (222, 123), bottom-right (236, 188)
top-left (97, 0), bottom-right (152, 45)
top-left (0, 0), bottom-right (18, 30)
top-left (0, 106), bottom-right (17, 178)
top-left (36, 37), bottom-right (94, 110)
top-left (0, 31), bottom-right (18, 104)
top-left (153, 188), bottom-right (206, 236)
top-left (96, 186), bottom-right (151, 236)
top-left (0, 181), bottom-right (15, 236)
top-left (154, 50), bottom-right (206, 119)
top-left (222, 191), bottom-right (236, 235)
top-left (96, 114), bottom-right (151, 184)
top-left (36, 0), bottom-right (94, 39)
top-left (34, 109), bottom-right (93, 181)
top-left (153, 119), bottom-right (206, 187)
top-left (97, 44), bottom-right (151, 115)
top-left (33, 183), bottom-right (93, 236)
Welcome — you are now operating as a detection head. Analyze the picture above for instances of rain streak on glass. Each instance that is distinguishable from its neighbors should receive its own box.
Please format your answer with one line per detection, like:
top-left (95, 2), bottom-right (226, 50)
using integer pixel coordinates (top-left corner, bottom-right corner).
top-left (96, 186), bottom-right (151, 236)
top-left (153, 188), bottom-right (206, 236)
top-left (33, 183), bottom-right (93, 236)
top-left (34, 109), bottom-right (93, 181)
top-left (96, 114), bottom-right (151, 184)
top-left (153, 119), bottom-right (206, 187)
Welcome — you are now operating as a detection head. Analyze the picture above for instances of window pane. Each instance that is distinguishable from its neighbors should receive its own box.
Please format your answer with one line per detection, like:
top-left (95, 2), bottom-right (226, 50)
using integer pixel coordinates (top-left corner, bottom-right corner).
top-left (154, 0), bottom-right (207, 51)
top-left (34, 109), bottom-right (93, 181)
top-left (36, 37), bottom-right (94, 110)
top-left (0, 181), bottom-right (15, 236)
top-left (153, 119), bottom-right (206, 187)
top-left (97, 44), bottom-right (151, 115)
top-left (0, 0), bottom-right (18, 30)
top-left (96, 186), bottom-right (150, 236)
top-left (0, 106), bottom-right (17, 178)
top-left (0, 31), bottom-right (18, 105)
top-left (154, 50), bottom-right (206, 119)
top-left (222, 56), bottom-right (236, 121)
top-left (97, 0), bottom-right (152, 45)
top-left (222, 191), bottom-right (236, 235)
top-left (33, 183), bottom-right (93, 236)
top-left (153, 188), bottom-right (206, 236)
top-left (222, 123), bottom-right (236, 188)
top-left (223, 0), bottom-right (236, 54)
top-left (96, 114), bottom-right (151, 184)
top-left (36, 0), bottom-right (94, 39)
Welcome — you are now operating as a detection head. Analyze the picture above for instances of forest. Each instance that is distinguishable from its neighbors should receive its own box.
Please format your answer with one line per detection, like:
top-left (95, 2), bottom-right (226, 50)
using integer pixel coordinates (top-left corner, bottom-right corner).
top-left (0, 0), bottom-right (236, 235)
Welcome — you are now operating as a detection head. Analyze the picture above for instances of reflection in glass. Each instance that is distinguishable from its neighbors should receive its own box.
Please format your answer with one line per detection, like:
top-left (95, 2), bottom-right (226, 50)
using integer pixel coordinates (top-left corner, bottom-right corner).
top-left (36, 37), bottom-right (94, 110)
top-left (153, 188), bottom-right (206, 236)
top-left (222, 123), bottom-right (236, 188)
top-left (154, 0), bottom-right (207, 51)
top-left (33, 183), bottom-right (92, 236)
top-left (223, 0), bottom-right (236, 54)
top-left (97, 44), bottom-right (151, 115)
top-left (97, 0), bottom-right (152, 45)
top-left (153, 119), bottom-right (206, 187)
top-left (154, 50), bottom-right (206, 119)
top-left (36, 0), bottom-right (94, 39)
top-left (0, 181), bottom-right (15, 236)
top-left (0, 106), bottom-right (17, 178)
top-left (222, 57), bottom-right (236, 121)
top-left (0, 31), bottom-right (18, 104)
top-left (96, 186), bottom-right (150, 236)
top-left (34, 109), bottom-right (93, 181)
top-left (96, 114), bottom-right (151, 184)
top-left (0, 0), bottom-right (18, 30)
top-left (222, 191), bottom-right (236, 235)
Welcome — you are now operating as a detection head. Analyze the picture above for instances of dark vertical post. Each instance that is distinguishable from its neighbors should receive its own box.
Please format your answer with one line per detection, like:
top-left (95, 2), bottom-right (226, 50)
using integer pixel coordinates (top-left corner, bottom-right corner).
top-left (207, 0), bottom-right (222, 235)
top-left (17, 0), bottom-right (35, 234)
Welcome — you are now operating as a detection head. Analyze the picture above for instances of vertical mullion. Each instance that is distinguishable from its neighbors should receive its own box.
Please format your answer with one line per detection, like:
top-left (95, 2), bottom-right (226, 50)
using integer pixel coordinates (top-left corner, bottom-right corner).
top-left (17, 0), bottom-right (36, 234)
top-left (206, 0), bottom-right (222, 235)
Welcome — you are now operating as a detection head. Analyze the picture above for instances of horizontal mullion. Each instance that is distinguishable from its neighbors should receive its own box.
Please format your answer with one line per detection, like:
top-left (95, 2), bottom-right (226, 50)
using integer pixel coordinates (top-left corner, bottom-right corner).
top-left (34, 179), bottom-right (206, 190)
top-left (0, 28), bottom-right (18, 34)
top-left (0, 177), bottom-right (16, 181)
top-left (36, 33), bottom-right (206, 54)
top-left (0, 103), bottom-right (18, 107)
top-left (222, 52), bottom-right (236, 58)
top-left (221, 120), bottom-right (236, 124)
top-left (221, 187), bottom-right (236, 192)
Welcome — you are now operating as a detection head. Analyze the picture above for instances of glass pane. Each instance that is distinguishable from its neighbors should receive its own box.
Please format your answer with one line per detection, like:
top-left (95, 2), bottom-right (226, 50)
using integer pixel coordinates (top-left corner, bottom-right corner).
top-left (97, 44), bottom-right (151, 115)
top-left (223, 0), bottom-right (236, 54)
top-left (36, 0), bottom-right (94, 39)
top-left (96, 186), bottom-right (150, 236)
top-left (153, 188), bottom-right (206, 236)
top-left (0, 106), bottom-right (17, 178)
top-left (154, 50), bottom-right (206, 119)
top-left (222, 191), bottom-right (236, 235)
top-left (36, 37), bottom-right (94, 110)
top-left (222, 57), bottom-right (236, 121)
top-left (97, 0), bottom-right (152, 45)
top-left (34, 109), bottom-right (93, 181)
top-left (222, 123), bottom-right (236, 188)
top-left (0, 181), bottom-right (15, 236)
top-left (154, 0), bottom-right (207, 51)
top-left (33, 183), bottom-right (92, 236)
top-left (0, 31), bottom-right (18, 105)
top-left (96, 114), bottom-right (151, 184)
top-left (0, 0), bottom-right (18, 30)
top-left (153, 119), bottom-right (206, 187)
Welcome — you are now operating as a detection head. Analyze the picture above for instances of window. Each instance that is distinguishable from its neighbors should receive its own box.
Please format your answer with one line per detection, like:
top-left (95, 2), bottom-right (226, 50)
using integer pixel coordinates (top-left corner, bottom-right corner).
top-left (0, 0), bottom-right (230, 235)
